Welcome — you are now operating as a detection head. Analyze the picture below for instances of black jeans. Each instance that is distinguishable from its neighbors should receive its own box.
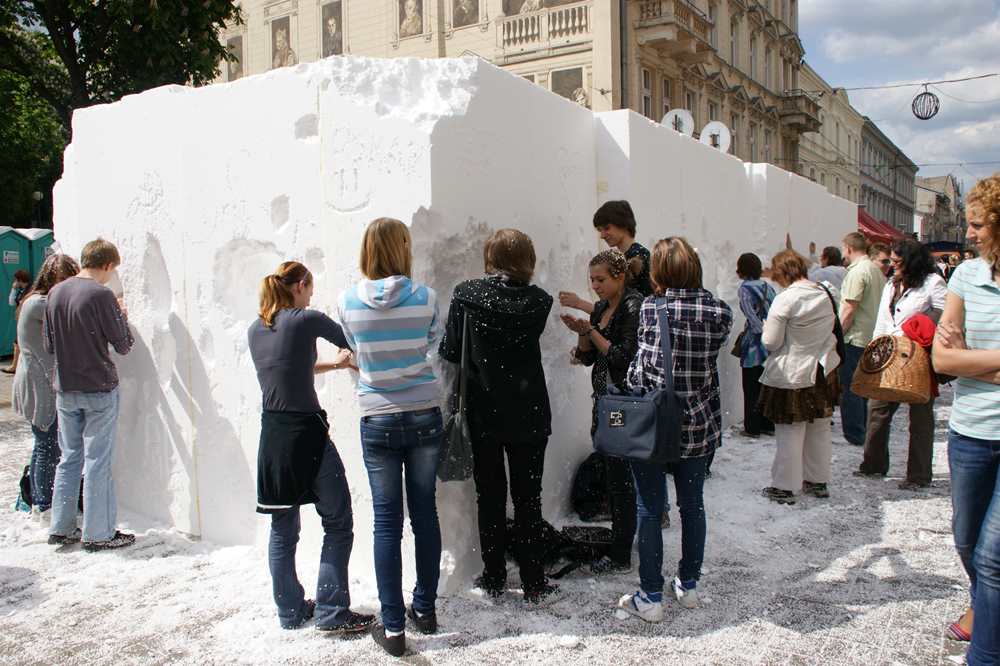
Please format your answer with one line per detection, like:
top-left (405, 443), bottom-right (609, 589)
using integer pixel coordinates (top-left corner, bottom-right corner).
top-left (742, 365), bottom-right (773, 435)
top-left (471, 433), bottom-right (548, 593)
top-left (604, 455), bottom-right (637, 565)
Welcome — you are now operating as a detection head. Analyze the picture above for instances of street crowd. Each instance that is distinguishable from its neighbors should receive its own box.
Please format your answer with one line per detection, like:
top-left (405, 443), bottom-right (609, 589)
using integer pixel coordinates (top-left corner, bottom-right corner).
top-left (9, 174), bottom-right (1000, 663)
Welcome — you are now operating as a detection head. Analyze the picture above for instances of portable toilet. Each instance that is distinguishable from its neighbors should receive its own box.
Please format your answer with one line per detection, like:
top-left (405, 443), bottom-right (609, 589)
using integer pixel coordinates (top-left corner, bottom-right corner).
top-left (0, 227), bottom-right (32, 356)
top-left (14, 228), bottom-right (56, 276)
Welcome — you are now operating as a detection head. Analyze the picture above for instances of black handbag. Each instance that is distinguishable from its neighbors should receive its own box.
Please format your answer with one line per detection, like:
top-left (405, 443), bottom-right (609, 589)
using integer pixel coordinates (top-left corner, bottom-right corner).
top-left (438, 311), bottom-right (474, 482)
top-left (593, 298), bottom-right (684, 464)
top-left (818, 283), bottom-right (847, 365)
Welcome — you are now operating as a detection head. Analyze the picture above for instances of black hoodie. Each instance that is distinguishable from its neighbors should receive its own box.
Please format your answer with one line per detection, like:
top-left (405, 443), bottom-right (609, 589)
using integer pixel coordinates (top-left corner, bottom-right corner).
top-left (439, 275), bottom-right (553, 443)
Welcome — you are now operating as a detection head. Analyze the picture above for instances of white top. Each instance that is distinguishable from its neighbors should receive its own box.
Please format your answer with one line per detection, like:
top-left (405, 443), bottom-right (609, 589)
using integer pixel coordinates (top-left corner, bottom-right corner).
top-left (872, 273), bottom-right (948, 338)
top-left (761, 281), bottom-right (841, 389)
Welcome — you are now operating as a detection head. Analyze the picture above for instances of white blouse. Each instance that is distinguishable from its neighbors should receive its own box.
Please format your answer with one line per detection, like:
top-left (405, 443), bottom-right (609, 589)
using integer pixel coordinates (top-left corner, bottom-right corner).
top-left (872, 273), bottom-right (948, 338)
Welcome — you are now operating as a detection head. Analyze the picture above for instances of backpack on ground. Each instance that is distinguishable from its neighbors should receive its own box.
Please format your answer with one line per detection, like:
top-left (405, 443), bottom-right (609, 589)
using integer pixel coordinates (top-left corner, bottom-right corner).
top-left (505, 518), bottom-right (612, 579)
top-left (14, 464), bottom-right (32, 512)
top-left (571, 452), bottom-right (609, 522)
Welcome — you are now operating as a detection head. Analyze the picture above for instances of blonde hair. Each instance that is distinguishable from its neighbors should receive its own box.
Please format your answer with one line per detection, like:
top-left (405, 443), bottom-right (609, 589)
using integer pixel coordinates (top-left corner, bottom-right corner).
top-left (259, 261), bottom-right (311, 328)
top-left (650, 237), bottom-right (702, 292)
top-left (589, 248), bottom-right (636, 281)
top-left (484, 228), bottom-right (536, 283)
top-left (80, 238), bottom-right (121, 269)
top-left (360, 218), bottom-right (412, 279)
top-left (967, 174), bottom-right (1000, 268)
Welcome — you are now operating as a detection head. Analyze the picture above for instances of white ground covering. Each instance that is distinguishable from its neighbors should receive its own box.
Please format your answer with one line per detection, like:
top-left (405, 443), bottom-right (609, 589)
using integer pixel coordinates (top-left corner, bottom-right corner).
top-left (0, 386), bottom-right (970, 665)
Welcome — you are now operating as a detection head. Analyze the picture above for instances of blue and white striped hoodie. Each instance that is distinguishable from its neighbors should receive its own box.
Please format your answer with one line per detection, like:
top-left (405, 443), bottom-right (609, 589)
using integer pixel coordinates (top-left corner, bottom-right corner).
top-left (337, 276), bottom-right (441, 416)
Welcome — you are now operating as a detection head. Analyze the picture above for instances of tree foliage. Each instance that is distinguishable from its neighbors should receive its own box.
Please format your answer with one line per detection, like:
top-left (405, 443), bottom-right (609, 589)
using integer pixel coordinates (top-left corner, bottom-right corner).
top-left (0, 69), bottom-right (66, 227)
top-left (0, 0), bottom-right (242, 132)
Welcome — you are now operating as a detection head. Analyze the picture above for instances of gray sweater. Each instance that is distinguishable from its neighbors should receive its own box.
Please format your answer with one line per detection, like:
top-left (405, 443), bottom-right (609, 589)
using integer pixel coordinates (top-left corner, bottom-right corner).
top-left (13, 295), bottom-right (56, 428)
top-left (43, 277), bottom-right (134, 393)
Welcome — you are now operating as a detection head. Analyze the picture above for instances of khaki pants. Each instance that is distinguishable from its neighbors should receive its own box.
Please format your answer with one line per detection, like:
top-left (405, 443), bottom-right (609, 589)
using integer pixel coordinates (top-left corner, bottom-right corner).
top-left (858, 398), bottom-right (935, 484)
top-left (772, 419), bottom-right (832, 492)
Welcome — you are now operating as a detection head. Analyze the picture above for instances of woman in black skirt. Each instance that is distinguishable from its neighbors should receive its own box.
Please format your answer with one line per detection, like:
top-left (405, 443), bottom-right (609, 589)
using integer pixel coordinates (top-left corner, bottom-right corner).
top-left (248, 260), bottom-right (373, 633)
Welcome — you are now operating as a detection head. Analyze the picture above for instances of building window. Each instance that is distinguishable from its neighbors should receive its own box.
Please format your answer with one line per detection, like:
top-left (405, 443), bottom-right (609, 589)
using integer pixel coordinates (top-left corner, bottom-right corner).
top-left (790, 0), bottom-right (797, 29)
top-left (730, 113), bottom-right (740, 154)
top-left (764, 129), bottom-right (772, 161)
top-left (764, 47), bottom-right (771, 88)
top-left (641, 68), bottom-right (652, 118)
top-left (730, 19), bottom-right (739, 65)
top-left (708, 101), bottom-right (719, 122)
top-left (749, 123), bottom-right (757, 161)
top-left (749, 36), bottom-right (757, 80)
top-left (836, 122), bottom-right (841, 151)
top-left (708, 3), bottom-right (718, 48)
top-left (809, 168), bottom-right (816, 182)
top-left (820, 173), bottom-right (826, 186)
top-left (685, 90), bottom-right (698, 126)
top-left (662, 78), bottom-right (672, 118)
top-left (835, 177), bottom-right (840, 196)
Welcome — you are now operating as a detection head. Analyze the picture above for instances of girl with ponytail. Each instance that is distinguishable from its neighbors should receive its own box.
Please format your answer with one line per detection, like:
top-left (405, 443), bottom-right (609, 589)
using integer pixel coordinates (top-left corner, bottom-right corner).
top-left (247, 260), bottom-right (374, 634)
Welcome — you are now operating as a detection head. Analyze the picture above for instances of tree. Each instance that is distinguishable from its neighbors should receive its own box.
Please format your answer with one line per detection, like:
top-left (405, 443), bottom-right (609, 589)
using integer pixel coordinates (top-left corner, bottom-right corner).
top-left (0, 69), bottom-right (66, 227)
top-left (0, 0), bottom-right (242, 133)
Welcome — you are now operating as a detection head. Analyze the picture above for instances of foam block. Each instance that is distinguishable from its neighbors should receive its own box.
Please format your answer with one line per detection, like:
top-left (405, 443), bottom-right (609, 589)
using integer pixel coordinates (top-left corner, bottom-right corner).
top-left (53, 56), bottom-right (856, 595)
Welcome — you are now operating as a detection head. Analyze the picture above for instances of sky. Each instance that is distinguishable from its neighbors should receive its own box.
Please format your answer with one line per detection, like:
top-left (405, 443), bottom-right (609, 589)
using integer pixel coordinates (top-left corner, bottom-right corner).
top-left (798, 0), bottom-right (1000, 195)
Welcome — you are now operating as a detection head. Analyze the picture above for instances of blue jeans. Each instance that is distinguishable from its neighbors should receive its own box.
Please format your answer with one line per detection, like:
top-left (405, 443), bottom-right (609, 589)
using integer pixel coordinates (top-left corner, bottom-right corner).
top-left (269, 440), bottom-right (354, 629)
top-left (30, 420), bottom-right (60, 512)
top-left (948, 429), bottom-right (1000, 665)
top-left (839, 344), bottom-right (868, 445)
top-left (50, 390), bottom-right (119, 542)
top-left (631, 455), bottom-right (708, 594)
top-left (360, 408), bottom-right (443, 633)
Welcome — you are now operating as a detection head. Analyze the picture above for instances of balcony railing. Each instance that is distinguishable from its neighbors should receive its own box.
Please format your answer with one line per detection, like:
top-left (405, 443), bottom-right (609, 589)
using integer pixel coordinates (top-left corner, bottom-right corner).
top-left (779, 89), bottom-right (821, 133)
top-left (499, 1), bottom-right (592, 56)
top-left (634, 0), bottom-right (714, 63)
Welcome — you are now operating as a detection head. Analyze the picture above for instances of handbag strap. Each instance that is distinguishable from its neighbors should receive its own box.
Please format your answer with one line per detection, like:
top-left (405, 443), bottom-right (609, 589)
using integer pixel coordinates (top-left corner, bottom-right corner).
top-left (457, 310), bottom-right (470, 412)
top-left (654, 297), bottom-right (676, 394)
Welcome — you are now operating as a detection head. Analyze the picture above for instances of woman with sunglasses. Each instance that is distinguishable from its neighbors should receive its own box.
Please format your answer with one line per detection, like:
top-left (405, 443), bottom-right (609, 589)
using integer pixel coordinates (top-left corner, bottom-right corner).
top-left (854, 240), bottom-right (946, 490)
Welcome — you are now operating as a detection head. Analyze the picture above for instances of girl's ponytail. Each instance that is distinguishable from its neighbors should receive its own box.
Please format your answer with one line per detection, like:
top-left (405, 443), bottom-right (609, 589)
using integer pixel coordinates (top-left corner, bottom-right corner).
top-left (259, 261), bottom-right (310, 328)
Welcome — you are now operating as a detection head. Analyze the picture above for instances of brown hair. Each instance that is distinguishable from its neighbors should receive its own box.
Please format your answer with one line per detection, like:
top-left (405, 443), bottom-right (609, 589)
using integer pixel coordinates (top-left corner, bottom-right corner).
top-left (259, 261), bottom-right (312, 328)
top-left (360, 218), bottom-right (412, 280)
top-left (589, 248), bottom-right (632, 279)
top-left (868, 242), bottom-right (890, 259)
top-left (23, 254), bottom-right (80, 303)
top-left (13, 269), bottom-right (30, 283)
top-left (770, 249), bottom-right (809, 287)
top-left (484, 228), bottom-right (536, 284)
top-left (650, 237), bottom-right (703, 292)
top-left (842, 232), bottom-right (869, 254)
top-left (80, 238), bottom-right (121, 269)
top-left (967, 174), bottom-right (1000, 267)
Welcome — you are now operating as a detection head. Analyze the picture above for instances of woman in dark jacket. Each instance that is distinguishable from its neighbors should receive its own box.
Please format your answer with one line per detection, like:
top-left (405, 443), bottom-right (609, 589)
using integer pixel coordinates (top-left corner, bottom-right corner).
top-left (439, 229), bottom-right (556, 604)
top-left (561, 249), bottom-right (642, 574)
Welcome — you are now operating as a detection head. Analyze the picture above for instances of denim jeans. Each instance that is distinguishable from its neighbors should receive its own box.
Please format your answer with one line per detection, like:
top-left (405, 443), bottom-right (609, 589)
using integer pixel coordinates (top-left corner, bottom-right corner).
top-left (268, 440), bottom-right (354, 630)
top-left (631, 454), bottom-right (709, 594)
top-left (839, 344), bottom-right (868, 445)
top-left (360, 408), bottom-right (443, 633)
top-left (948, 429), bottom-right (1000, 665)
top-left (50, 390), bottom-right (119, 542)
top-left (30, 420), bottom-right (60, 512)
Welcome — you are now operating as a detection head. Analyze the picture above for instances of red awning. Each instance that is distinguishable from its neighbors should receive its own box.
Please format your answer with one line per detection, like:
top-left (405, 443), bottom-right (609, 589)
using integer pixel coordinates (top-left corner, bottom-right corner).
top-left (858, 207), bottom-right (896, 244)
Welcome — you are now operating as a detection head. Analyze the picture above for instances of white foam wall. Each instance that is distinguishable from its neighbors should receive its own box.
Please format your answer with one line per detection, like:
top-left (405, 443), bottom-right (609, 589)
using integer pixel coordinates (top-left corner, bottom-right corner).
top-left (53, 56), bottom-right (855, 596)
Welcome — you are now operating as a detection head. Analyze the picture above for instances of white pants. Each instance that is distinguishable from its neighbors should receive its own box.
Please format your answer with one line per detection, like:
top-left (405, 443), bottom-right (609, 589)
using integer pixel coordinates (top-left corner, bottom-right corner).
top-left (771, 419), bottom-right (832, 492)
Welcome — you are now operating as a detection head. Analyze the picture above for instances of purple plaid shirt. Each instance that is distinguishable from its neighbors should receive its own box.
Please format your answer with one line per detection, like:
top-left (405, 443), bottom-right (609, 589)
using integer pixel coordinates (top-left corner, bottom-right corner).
top-left (626, 289), bottom-right (733, 458)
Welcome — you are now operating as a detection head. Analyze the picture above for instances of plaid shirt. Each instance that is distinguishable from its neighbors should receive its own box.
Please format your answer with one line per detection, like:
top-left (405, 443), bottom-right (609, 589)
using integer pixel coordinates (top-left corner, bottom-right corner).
top-left (626, 289), bottom-right (733, 459)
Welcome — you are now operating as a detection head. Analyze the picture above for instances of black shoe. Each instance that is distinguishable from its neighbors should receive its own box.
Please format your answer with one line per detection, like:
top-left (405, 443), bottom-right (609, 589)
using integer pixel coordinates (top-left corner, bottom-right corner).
top-left (316, 610), bottom-right (375, 635)
top-left (48, 529), bottom-right (82, 545)
top-left (589, 556), bottom-right (631, 575)
top-left (802, 481), bottom-right (830, 499)
top-left (761, 487), bottom-right (796, 505)
top-left (740, 430), bottom-right (761, 439)
top-left (853, 469), bottom-right (885, 479)
top-left (370, 622), bottom-right (405, 657)
top-left (898, 479), bottom-right (931, 491)
top-left (523, 582), bottom-right (560, 604)
top-left (82, 530), bottom-right (135, 551)
top-left (473, 574), bottom-right (505, 599)
top-left (282, 600), bottom-right (316, 629)
top-left (406, 606), bottom-right (437, 634)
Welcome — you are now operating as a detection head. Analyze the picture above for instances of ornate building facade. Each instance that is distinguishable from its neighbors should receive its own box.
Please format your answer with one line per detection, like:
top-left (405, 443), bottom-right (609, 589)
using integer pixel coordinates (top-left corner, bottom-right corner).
top-left (797, 62), bottom-right (862, 203)
top-left (860, 118), bottom-right (917, 234)
top-left (218, 0), bottom-right (819, 169)
top-left (915, 174), bottom-right (965, 243)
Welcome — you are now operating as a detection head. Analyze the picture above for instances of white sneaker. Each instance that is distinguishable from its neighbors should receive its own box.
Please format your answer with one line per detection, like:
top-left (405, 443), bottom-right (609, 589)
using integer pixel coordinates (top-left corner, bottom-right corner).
top-left (37, 509), bottom-right (52, 528)
top-left (673, 577), bottom-right (699, 609)
top-left (617, 590), bottom-right (664, 623)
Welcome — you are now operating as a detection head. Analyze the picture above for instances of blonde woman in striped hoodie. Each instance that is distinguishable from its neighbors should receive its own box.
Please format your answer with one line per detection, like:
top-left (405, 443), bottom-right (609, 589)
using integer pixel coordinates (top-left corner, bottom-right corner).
top-left (337, 217), bottom-right (443, 657)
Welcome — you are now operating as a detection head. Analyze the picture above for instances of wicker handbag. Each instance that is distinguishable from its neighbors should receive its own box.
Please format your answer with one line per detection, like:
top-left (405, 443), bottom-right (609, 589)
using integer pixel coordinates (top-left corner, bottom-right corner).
top-left (850, 335), bottom-right (932, 404)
